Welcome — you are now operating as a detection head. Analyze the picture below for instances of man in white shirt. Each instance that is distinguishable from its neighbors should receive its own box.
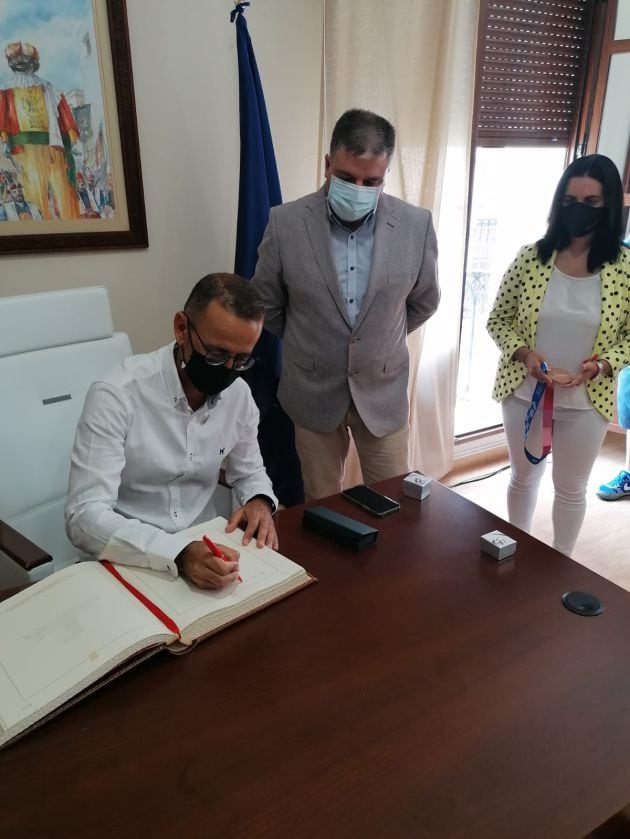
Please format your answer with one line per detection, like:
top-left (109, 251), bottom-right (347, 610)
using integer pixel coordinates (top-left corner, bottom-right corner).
top-left (65, 273), bottom-right (278, 590)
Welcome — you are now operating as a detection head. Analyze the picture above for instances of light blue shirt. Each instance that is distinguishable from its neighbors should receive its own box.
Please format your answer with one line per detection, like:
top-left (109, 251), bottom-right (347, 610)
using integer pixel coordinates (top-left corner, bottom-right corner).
top-left (328, 207), bottom-right (376, 326)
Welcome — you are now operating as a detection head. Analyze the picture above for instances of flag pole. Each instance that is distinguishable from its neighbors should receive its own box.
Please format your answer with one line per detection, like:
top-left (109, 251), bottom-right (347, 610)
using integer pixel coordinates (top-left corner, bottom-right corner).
top-left (229, 0), bottom-right (305, 506)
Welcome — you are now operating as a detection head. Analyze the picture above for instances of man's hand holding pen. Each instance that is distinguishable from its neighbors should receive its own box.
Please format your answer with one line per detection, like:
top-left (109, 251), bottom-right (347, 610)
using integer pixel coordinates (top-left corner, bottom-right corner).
top-left (176, 539), bottom-right (240, 590)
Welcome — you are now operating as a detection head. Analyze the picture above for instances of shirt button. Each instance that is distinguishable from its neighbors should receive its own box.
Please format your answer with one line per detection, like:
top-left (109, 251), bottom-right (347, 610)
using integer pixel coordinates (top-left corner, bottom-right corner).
top-left (350, 235), bottom-right (354, 240)
top-left (350, 266), bottom-right (355, 271)
top-left (349, 298), bottom-right (354, 303)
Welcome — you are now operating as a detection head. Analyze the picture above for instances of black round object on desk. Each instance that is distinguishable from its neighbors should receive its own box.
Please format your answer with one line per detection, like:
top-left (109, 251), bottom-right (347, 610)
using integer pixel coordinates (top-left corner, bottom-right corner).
top-left (561, 590), bottom-right (604, 617)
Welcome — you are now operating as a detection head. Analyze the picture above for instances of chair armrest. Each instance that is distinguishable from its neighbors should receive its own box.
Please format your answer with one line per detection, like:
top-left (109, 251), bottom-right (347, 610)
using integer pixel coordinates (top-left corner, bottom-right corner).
top-left (0, 520), bottom-right (53, 571)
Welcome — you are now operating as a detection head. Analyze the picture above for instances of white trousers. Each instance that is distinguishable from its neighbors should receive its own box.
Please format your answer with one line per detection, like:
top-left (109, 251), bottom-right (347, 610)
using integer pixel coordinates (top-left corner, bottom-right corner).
top-left (502, 394), bottom-right (608, 556)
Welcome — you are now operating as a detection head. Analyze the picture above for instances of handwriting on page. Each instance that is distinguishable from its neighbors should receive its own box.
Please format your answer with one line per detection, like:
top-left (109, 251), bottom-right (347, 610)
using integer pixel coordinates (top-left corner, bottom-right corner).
top-left (0, 579), bottom-right (167, 709)
top-left (21, 597), bottom-right (100, 644)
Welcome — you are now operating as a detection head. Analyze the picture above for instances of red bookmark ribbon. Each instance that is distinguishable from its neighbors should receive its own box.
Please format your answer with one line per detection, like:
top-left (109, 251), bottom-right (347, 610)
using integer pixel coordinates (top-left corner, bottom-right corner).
top-left (523, 362), bottom-right (554, 465)
top-left (101, 559), bottom-right (181, 637)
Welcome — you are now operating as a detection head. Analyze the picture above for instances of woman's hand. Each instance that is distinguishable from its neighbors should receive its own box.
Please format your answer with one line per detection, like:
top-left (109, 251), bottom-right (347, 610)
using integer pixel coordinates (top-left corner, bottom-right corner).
top-left (558, 358), bottom-right (611, 388)
top-left (520, 349), bottom-right (553, 385)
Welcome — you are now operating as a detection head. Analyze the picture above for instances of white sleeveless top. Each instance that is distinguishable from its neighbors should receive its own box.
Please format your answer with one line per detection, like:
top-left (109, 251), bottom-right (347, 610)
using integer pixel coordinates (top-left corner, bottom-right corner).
top-left (514, 265), bottom-right (601, 411)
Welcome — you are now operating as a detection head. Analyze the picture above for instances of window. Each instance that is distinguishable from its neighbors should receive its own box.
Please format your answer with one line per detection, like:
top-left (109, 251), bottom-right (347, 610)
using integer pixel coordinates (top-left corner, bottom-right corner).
top-left (581, 0), bottom-right (630, 214)
top-left (456, 0), bottom-right (596, 436)
top-left (456, 146), bottom-right (567, 435)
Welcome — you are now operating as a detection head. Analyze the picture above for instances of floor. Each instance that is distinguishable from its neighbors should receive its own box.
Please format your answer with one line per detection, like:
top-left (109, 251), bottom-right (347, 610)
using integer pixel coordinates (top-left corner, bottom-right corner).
top-left (447, 431), bottom-right (630, 592)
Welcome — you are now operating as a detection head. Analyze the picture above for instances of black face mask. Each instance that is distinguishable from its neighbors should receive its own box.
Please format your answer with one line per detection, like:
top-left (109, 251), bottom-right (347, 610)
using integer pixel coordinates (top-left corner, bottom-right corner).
top-left (181, 346), bottom-right (240, 396)
top-left (559, 202), bottom-right (605, 238)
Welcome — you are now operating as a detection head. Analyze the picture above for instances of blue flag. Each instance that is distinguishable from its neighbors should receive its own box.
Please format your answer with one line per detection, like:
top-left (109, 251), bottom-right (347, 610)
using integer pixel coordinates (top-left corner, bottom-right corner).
top-left (230, 2), bottom-right (304, 506)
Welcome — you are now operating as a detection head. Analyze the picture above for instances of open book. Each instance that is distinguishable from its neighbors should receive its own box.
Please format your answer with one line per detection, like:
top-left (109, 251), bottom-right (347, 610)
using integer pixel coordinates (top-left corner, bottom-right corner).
top-left (0, 517), bottom-right (314, 748)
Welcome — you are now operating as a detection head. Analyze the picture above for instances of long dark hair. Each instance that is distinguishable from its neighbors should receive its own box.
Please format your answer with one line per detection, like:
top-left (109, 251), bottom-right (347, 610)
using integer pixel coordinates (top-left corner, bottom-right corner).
top-left (536, 154), bottom-right (624, 272)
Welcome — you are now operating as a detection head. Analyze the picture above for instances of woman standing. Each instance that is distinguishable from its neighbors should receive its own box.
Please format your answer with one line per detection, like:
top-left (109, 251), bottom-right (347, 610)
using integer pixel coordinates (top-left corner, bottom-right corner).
top-left (487, 154), bottom-right (630, 556)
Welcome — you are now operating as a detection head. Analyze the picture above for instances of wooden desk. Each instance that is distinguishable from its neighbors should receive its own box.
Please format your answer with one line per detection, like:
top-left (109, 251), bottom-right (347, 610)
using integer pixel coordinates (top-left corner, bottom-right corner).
top-left (3, 479), bottom-right (630, 838)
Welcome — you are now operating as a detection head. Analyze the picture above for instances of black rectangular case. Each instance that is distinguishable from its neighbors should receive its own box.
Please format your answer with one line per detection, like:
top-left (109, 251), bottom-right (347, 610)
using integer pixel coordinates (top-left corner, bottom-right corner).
top-left (302, 506), bottom-right (379, 552)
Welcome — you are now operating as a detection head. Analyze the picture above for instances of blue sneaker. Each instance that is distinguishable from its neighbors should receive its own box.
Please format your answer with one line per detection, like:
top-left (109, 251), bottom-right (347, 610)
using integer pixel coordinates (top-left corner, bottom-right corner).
top-left (597, 470), bottom-right (630, 500)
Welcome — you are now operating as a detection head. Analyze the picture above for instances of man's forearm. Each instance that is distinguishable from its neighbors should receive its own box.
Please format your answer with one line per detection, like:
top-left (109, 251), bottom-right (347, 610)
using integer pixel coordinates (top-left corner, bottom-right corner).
top-left (65, 501), bottom-right (191, 576)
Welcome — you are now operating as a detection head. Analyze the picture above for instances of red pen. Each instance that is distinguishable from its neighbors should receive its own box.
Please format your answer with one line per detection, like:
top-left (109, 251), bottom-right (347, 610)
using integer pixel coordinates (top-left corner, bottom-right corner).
top-left (203, 535), bottom-right (242, 582)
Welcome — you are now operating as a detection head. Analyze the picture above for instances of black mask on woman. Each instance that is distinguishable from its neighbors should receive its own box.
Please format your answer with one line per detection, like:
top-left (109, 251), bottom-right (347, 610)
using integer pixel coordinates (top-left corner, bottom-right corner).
top-left (559, 202), bottom-right (605, 238)
top-left (180, 346), bottom-right (240, 396)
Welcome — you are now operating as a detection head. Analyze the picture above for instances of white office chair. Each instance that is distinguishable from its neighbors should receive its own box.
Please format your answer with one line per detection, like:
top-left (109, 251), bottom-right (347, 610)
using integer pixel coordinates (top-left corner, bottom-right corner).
top-left (0, 287), bottom-right (132, 588)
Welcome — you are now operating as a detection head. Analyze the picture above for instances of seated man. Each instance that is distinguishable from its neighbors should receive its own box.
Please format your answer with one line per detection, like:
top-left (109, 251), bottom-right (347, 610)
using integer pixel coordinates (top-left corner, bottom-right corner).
top-left (65, 273), bottom-right (278, 589)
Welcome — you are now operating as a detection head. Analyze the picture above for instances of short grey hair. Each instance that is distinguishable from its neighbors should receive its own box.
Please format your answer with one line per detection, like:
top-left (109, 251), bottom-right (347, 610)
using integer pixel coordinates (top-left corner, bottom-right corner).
top-left (330, 109), bottom-right (395, 160)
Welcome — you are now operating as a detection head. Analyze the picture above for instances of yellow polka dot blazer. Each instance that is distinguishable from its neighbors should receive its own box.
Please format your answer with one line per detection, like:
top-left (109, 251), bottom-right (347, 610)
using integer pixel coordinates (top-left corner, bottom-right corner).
top-left (487, 243), bottom-right (630, 421)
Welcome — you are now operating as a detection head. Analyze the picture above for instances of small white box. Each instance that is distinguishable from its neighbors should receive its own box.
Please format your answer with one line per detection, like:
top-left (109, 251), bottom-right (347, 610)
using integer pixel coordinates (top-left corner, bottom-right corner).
top-left (480, 530), bottom-right (517, 561)
top-left (402, 472), bottom-right (432, 501)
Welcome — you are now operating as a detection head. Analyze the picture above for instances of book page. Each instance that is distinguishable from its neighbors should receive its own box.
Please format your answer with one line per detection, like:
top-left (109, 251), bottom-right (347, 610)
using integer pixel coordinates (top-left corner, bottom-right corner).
top-left (0, 562), bottom-right (173, 735)
top-left (118, 517), bottom-right (312, 645)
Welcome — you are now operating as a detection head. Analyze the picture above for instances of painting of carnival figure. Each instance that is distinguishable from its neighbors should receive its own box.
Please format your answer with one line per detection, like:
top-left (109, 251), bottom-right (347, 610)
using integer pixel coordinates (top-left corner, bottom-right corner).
top-left (0, 0), bottom-right (116, 224)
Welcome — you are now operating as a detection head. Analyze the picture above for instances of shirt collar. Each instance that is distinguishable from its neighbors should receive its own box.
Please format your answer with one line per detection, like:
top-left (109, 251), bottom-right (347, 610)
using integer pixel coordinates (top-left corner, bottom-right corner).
top-left (326, 199), bottom-right (376, 232)
top-left (162, 343), bottom-right (188, 406)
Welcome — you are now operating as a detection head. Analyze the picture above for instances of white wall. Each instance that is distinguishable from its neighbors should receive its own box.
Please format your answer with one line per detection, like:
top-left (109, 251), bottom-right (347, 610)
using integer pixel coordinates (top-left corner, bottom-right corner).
top-left (0, 0), bottom-right (324, 353)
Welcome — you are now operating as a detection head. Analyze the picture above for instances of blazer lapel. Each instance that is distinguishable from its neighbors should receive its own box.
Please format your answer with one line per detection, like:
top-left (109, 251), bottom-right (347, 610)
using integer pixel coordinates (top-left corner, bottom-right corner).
top-left (593, 261), bottom-right (619, 352)
top-left (354, 196), bottom-right (396, 332)
top-left (302, 189), bottom-right (353, 330)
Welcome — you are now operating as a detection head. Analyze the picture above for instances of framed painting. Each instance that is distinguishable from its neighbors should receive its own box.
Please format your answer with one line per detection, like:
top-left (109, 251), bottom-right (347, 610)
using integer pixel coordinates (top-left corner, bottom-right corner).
top-left (0, 0), bottom-right (147, 253)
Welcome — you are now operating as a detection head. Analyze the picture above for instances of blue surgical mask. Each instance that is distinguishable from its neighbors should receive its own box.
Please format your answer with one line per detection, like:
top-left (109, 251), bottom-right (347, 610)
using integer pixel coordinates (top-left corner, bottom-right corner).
top-left (327, 175), bottom-right (382, 222)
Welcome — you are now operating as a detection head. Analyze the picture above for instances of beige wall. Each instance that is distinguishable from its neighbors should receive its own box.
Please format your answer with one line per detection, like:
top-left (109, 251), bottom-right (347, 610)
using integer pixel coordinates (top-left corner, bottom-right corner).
top-left (0, 0), bottom-right (324, 353)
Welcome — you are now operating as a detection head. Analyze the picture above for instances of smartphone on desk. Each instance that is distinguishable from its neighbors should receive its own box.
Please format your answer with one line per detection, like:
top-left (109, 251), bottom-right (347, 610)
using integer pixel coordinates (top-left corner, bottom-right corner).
top-left (341, 484), bottom-right (401, 518)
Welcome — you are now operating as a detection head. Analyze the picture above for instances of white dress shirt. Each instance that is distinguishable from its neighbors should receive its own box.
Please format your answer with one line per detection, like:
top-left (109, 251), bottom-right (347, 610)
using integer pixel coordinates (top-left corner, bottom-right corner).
top-left (65, 343), bottom-right (277, 575)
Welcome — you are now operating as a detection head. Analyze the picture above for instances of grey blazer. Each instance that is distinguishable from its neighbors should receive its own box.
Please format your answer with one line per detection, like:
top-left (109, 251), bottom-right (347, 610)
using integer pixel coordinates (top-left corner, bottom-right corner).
top-left (252, 187), bottom-right (439, 436)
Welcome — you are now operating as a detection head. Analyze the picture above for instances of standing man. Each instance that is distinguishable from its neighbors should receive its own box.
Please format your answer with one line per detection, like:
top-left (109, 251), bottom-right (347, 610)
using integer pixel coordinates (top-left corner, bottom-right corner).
top-left (65, 274), bottom-right (278, 590)
top-left (252, 109), bottom-right (440, 500)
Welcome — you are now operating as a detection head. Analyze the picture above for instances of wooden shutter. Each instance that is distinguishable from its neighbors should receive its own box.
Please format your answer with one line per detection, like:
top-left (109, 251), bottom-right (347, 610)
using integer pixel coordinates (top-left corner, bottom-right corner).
top-left (476, 0), bottom-right (596, 145)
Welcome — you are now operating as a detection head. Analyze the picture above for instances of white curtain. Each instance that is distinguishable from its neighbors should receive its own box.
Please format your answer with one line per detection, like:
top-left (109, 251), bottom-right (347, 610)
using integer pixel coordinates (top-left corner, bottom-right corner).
top-left (324, 0), bottom-right (479, 480)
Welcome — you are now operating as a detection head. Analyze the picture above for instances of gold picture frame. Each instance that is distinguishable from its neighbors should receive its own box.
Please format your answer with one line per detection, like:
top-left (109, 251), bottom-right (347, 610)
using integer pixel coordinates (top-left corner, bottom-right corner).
top-left (0, 0), bottom-right (147, 253)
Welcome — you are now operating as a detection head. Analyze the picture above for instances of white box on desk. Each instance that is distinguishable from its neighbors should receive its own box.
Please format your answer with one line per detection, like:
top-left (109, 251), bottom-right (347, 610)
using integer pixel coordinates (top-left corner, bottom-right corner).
top-left (402, 472), bottom-right (432, 500)
top-left (480, 530), bottom-right (517, 561)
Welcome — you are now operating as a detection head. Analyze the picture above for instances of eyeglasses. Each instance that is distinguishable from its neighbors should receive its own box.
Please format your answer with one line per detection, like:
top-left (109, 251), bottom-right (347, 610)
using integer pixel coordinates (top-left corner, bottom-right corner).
top-left (186, 317), bottom-right (256, 371)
